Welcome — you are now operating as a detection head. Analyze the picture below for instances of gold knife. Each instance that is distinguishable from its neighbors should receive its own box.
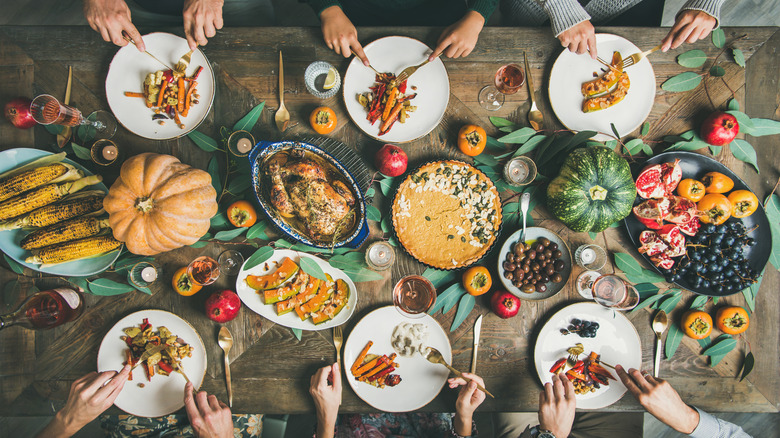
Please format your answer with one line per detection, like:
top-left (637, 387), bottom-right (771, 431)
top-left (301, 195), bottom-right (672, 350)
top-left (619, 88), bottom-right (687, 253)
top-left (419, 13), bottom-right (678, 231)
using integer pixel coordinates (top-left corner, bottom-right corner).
top-left (56, 66), bottom-right (72, 148)
top-left (129, 344), bottom-right (167, 372)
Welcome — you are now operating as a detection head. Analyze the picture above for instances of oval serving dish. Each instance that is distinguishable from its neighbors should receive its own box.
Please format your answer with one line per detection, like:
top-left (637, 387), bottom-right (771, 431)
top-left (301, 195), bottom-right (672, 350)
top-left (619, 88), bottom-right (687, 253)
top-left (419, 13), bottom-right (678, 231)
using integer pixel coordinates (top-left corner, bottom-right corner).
top-left (248, 140), bottom-right (369, 249)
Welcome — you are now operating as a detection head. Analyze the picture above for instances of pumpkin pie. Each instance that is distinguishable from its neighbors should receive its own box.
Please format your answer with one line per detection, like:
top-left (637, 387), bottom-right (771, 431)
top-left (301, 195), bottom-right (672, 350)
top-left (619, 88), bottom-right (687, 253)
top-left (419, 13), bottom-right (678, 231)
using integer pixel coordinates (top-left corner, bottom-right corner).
top-left (392, 161), bottom-right (502, 269)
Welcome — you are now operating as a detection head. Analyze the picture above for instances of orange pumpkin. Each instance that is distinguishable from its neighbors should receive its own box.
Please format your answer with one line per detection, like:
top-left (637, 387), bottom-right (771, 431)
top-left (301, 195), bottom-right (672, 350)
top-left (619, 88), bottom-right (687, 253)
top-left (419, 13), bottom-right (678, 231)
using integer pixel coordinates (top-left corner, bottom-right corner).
top-left (681, 310), bottom-right (712, 339)
top-left (104, 153), bottom-right (218, 255)
top-left (715, 306), bottom-right (749, 335)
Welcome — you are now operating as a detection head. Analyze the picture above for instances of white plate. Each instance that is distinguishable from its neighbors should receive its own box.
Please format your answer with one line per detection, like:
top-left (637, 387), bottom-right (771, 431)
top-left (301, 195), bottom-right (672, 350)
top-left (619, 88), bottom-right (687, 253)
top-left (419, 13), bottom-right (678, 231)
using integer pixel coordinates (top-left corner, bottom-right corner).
top-left (534, 302), bottom-right (642, 409)
top-left (497, 227), bottom-right (572, 301)
top-left (343, 306), bottom-right (452, 412)
top-left (235, 249), bottom-right (357, 331)
top-left (343, 36), bottom-right (449, 143)
top-left (548, 34), bottom-right (655, 141)
top-left (0, 148), bottom-right (120, 277)
top-left (97, 309), bottom-right (207, 417)
top-left (105, 32), bottom-right (215, 140)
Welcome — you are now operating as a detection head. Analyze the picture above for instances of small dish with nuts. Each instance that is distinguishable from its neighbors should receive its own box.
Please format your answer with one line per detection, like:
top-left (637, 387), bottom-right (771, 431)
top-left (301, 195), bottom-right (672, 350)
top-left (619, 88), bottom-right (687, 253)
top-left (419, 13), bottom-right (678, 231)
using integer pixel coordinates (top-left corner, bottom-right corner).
top-left (497, 227), bottom-right (572, 300)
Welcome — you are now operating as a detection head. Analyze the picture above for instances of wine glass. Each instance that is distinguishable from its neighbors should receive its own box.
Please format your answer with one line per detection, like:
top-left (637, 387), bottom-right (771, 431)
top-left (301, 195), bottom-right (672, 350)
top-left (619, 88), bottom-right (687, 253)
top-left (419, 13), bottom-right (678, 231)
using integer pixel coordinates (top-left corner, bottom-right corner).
top-left (478, 64), bottom-right (525, 111)
top-left (30, 94), bottom-right (117, 140)
top-left (218, 250), bottom-right (245, 276)
top-left (591, 274), bottom-right (640, 310)
top-left (187, 256), bottom-right (220, 286)
top-left (392, 275), bottom-right (436, 318)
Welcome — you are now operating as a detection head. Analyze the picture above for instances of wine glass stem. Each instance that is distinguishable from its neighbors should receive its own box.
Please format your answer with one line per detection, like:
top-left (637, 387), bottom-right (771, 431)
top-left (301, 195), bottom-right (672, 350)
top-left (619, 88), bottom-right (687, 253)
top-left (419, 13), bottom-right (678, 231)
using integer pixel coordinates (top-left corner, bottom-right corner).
top-left (82, 119), bottom-right (105, 130)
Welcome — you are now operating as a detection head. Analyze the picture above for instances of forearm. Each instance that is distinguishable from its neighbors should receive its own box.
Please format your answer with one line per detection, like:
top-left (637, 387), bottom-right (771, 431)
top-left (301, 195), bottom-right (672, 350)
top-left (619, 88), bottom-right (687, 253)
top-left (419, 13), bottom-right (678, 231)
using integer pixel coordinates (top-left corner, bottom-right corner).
top-left (680, 0), bottom-right (725, 27)
top-left (537, 0), bottom-right (591, 37)
top-left (468, 0), bottom-right (498, 22)
top-left (453, 413), bottom-right (474, 436)
top-left (314, 409), bottom-right (336, 438)
top-left (689, 407), bottom-right (753, 438)
top-left (35, 412), bottom-right (80, 438)
top-left (306, 0), bottom-right (341, 17)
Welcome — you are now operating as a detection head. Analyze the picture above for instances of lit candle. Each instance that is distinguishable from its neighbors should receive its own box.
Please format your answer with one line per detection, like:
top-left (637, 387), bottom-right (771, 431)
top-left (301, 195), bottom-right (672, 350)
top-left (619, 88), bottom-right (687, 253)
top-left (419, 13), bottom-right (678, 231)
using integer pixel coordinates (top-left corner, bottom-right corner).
top-left (236, 137), bottom-right (252, 154)
top-left (580, 248), bottom-right (596, 264)
top-left (141, 266), bottom-right (158, 282)
top-left (503, 157), bottom-right (532, 186)
top-left (365, 241), bottom-right (395, 270)
top-left (102, 145), bottom-right (118, 161)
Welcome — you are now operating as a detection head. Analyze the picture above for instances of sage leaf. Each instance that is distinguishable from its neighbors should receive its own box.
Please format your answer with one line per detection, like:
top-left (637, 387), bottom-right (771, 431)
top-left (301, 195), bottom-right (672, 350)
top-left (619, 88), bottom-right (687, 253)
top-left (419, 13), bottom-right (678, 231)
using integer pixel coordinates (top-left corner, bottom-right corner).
top-left (730, 139), bottom-right (759, 173)
top-left (300, 257), bottom-right (327, 280)
top-left (732, 48), bottom-right (745, 67)
top-left (711, 28), bottom-right (725, 48)
top-left (428, 283), bottom-right (464, 314)
top-left (747, 118), bottom-right (780, 136)
top-left (498, 127), bottom-right (536, 144)
top-left (70, 143), bottom-right (92, 160)
top-left (473, 154), bottom-right (499, 166)
top-left (233, 101), bottom-right (265, 132)
top-left (739, 351), bottom-right (754, 381)
top-left (214, 227), bottom-right (247, 241)
top-left (641, 122), bottom-right (650, 136)
top-left (291, 327), bottom-right (302, 340)
top-left (709, 65), bottom-right (726, 77)
top-left (727, 98), bottom-right (739, 111)
top-left (3, 255), bottom-right (24, 275)
top-left (661, 72), bottom-right (703, 92)
top-left (725, 110), bottom-right (755, 131)
top-left (490, 117), bottom-right (518, 129)
top-left (450, 293), bottom-right (475, 332)
top-left (664, 323), bottom-right (683, 360)
top-left (188, 130), bottom-right (220, 152)
top-left (610, 123), bottom-right (621, 140)
top-left (677, 49), bottom-right (708, 68)
top-left (422, 267), bottom-right (458, 288)
top-left (614, 253), bottom-right (665, 284)
top-left (702, 336), bottom-right (737, 359)
top-left (690, 295), bottom-right (708, 310)
top-left (244, 246), bottom-right (274, 270)
top-left (366, 205), bottom-right (381, 222)
top-left (246, 221), bottom-right (269, 240)
top-left (87, 278), bottom-right (135, 296)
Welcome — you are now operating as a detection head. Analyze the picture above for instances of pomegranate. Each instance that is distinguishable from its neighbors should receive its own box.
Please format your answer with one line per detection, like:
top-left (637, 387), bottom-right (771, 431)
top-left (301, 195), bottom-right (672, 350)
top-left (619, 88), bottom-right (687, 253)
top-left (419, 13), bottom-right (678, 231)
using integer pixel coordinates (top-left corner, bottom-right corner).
top-left (678, 216), bottom-right (701, 237)
top-left (665, 196), bottom-right (697, 224)
top-left (375, 144), bottom-right (408, 177)
top-left (205, 289), bottom-right (241, 323)
top-left (633, 198), bottom-right (671, 230)
top-left (660, 160), bottom-right (683, 194)
top-left (700, 112), bottom-right (739, 146)
top-left (490, 290), bottom-right (520, 319)
top-left (658, 224), bottom-right (686, 257)
top-left (638, 230), bottom-right (667, 257)
top-left (4, 97), bottom-right (36, 129)
top-left (650, 253), bottom-right (675, 270)
top-left (635, 160), bottom-right (681, 199)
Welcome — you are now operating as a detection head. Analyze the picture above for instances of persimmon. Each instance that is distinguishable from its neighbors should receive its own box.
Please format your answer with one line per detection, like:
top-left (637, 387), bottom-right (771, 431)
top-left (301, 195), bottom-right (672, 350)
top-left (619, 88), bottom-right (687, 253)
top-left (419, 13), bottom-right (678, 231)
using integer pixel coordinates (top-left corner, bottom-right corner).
top-left (172, 267), bottom-right (201, 296)
top-left (458, 125), bottom-right (487, 156)
top-left (676, 178), bottom-right (706, 202)
top-left (701, 171), bottom-right (734, 194)
top-left (227, 200), bottom-right (258, 228)
top-left (310, 106), bottom-right (337, 134)
top-left (698, 193), bottom-right (732, 225)
top-left (727, 190), bottom-right (759, 218)
top-left (715, 306), bottom-right (749, 335)
top-left (681, 310), bottom-right (712, 339)
top-left (463, 266), bottom-right (492, 296)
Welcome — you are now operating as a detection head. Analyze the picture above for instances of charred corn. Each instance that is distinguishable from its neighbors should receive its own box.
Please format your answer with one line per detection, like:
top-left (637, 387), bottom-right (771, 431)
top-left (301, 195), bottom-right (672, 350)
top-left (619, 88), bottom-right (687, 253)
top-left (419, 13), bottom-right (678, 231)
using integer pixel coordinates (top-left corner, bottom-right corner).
top-left (20, 217), bottom-right (111, 250)
top-left (0, 175), bottom-right (102, 221)
top-left (0, 163), bottom-right (83, 203)
top-left (25, 235), bottom-right (122, 265)
top-left (0, 193), bottom-right (105, 230)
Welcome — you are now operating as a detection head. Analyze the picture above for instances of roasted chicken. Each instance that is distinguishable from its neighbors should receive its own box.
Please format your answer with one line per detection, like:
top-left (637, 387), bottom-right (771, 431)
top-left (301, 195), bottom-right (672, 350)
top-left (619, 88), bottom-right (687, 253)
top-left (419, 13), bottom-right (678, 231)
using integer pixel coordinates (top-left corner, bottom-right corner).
top-left (267, 154), bottom-right (355, 240)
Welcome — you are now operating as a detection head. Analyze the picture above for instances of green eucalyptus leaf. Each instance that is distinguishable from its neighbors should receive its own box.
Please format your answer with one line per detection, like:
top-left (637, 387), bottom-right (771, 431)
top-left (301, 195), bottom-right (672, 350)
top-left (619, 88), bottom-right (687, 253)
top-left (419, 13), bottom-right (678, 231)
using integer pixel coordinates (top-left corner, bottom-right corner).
top-left (739, 351), bottom-right (754, 381)
top-left (244, 246), bottom-right (274, 270)
top-left (210, 212), bottom-right (230, 229)
top-left (130, 283), bottom-right (152, 295)
top-left (610, 123), bottom-right (621, 140)
top-left (730, 139), bottom-right (759, 173)
top-left (380, 216), bottom-right (391, 234)
top-left (67, 277), bottom-right (90, 293)
top-left (743, 273), bottom-right (762, 313)
top-left (342, 267), bottom-right (383, 283)
top-left (422, 268), bottom-right (458, 288)
top-left (698, 337), bottom-right (712, 349)
top-left (486, 136), bottom-right (507, 151)
top-left (473, 154), bottom-right (499, 167)
top-left (246, 221), bottom-right (270, 240)
top-left (3, 255), bottom-right (24, 275)
top-left (709, 65), bottom-right (726, 77)
top-left (378, 177), bottom-right (396, 197)
top-left (702, 336), bottom-right (737, 359)
top-left (732, 48), bottom-right (745, 67)
top-left (190, 240), bottom-right (209, 248)
top-left (641, 122), bottom-right (650, 136)
top-left (624, 138), bottom-right (644, 155)
top-left (274, 239), bottom-right (294, 249)
top-left (87, 278), bottom-right (136, 296)
top-left (604, 140), bottom-right (618, 149)
top-left (516, 135), bottom-right (551, 158)
top-left (661, 72), bottom-right (703, 92)
top-left (227, 177), bottom-right (251, 194)
top-left (489, 117), bottom-right (518, 129)
top-left (70, 143), bottom-right (92, 160)
top-left (588, 232), bottom-right (597, 241)
top-left (711, 28), bottom-right (725, 48)
top-left (690, 295), bottom-right (708, 310)
top-left (214, 227), bottom-right (247, 241)
top-left (497, 127), bottom-right (536, 144)
top-left (365, 187), bottom-right (376, 198)
top-left (664, 323), bottom-right (683, 360)
top-left (764, 194), bottom-right (780, 271)
top-left (709, 145), bottom-right (722, 156)
top-left (727, 99), bottom-right (739, 111)
top-left (499, 126), bottom-right (515, 133)
top-left (233, 101), bottom-right (265, 132)
top-left (188, 130), bottom-right (220, 152)
top-left (747, 118), bottom-right (780, 136)
top-left (450, 293), bottom-right (475, 332)
top-left (677, 49), bottom-right (708, 68)
top-left (658, 290), bottom-right (683, 314)
top-left (641, 143), bottom-right (653, 156)
top-left (725, 110), bottom-right (755, 131)
top-left (291, 327), bottom-right (302, 341)
top-left (44, 124), bottom-right (65, 135)
top-left (366, 205), bottom-right (381, 222)
top-left (635, 283), bottom-right (659, 299)
top-left (630, 293), bottom-right (667, 314)
top-left (614, 253), bottom-right (665, 283)
top-left (207, 156), bottom-right (222, 194)
top-left (299, 257), bottom-right (327, 280)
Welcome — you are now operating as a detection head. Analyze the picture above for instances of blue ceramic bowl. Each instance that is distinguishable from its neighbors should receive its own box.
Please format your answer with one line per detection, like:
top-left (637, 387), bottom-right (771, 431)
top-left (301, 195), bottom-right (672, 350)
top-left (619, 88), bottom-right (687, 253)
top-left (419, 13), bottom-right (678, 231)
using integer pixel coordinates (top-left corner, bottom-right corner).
top-left (248, 140), bottom-right (369, 249)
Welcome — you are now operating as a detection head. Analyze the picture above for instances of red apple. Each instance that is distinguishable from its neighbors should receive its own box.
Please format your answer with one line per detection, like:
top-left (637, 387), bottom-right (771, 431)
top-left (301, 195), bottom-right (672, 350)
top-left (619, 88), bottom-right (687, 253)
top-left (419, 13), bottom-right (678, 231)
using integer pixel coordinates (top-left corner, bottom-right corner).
top-left (700, 111), bottom-right (739, 146)
top-left (490, 290), bottom-right (521, 319)
top-left (205, 290), bottom-right (241, 323)
top-left (375, 144), bottom-right (407, 177)
top-left (4, 97), bottom-right (36, 129)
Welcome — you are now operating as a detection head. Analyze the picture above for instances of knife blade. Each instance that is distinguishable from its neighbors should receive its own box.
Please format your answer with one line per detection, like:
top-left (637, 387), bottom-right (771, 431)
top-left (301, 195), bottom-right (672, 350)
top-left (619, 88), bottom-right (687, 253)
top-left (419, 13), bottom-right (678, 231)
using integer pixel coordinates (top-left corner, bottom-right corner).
top-left (56, 66), bottom-right (73, 148)
top-left (471, 314), bottom-right (483, 374)
top-left (129, 344), bottom-right (167, 372)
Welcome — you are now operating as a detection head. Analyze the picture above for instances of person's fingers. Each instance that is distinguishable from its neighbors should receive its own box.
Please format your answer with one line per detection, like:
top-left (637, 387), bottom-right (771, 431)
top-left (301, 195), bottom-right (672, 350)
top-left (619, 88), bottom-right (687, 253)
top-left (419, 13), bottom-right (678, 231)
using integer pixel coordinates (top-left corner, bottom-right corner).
top-left (462, 46), bottom-right (474, 58)
top-left (628, 368), bottom-right (653, 392)
top-left (184, 382), bottom-right (203, 423)
top-left (444, 43), bottom-right (459, 59)
top-left (552, 373), bottom-right (566, 400)
top-left (430, 40), bottom-right (449, 61)
top-left (567, 41), bottom-right (578, 53)
top-left (219, 400), bottom-right (228, 409)
top-left (84, 370), bottom-right (121, 395)
top-left (204, 21), bottom-right (217, 40)
top-left (686, 26), bottom-right (704, 43)
top-left (207, 394), bottom-right (221, 411)
top-left (316, 365), bottom-right (331, 387)
top-left (351, 42), bottom-right (369, 66)
top-left (96, 365), bottom-right (131, 399)
top-left (616, 365), bottom-right (642, 397)
top-left (194, 22), bottom-right (209, 47)
top-left (671, 25), bottom-right (695, 50)
top-left (196, 388), bottom-right (211, 414)
top-left (448, 377), bottom-right (468, 387)
top-left (587, 32), bottom-right (598, 59)
top-left (186, 33), bottom-right (198, 51)
top-left (124, 24), bottom-right (144, 51)
top-left (339, 39), bottom-right (353, 57)
top-left (461, 380), bottom-right (478, 401)
top-left (578, 39), bottom-right (590, 55)
top-left (543, 381), bottom-right (554, 403)
top-left (661, 18), bottom-right (687, 52)
top-left (562, 374), bottom-right (576, 399)
top-left (214, 13), bottom-right (224, 30)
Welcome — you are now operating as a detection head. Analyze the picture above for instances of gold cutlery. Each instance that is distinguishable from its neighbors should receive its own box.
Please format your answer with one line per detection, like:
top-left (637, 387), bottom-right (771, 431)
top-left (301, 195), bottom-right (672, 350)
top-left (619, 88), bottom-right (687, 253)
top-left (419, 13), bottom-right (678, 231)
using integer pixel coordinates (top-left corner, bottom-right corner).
top-left (652, 310), bottom-right (668, 378)
top-left (122, 33), bottom-right (174, 71)
top-left (172, 357), bottom-right (192, 385)
top-left (620, 44), bottom-right (661, 69)
top-left (274, 50), bottom-right (290, 132)
top-left (390, 53), bottom-right (440, 88)
top-left (128, 344), bottom-right (167, 372)
top-left (218, 326), bottom-right (234, 407)
top-left (174, 49), bottom-right (194, 76)
top-left (333, 325), bottom-right (343, 366)
top-left (423, 347), bottom-right (495, 398)
top-left (523, 52), bottom-right (543, 131)
top-left (57, 66), bottom-right (73, 148)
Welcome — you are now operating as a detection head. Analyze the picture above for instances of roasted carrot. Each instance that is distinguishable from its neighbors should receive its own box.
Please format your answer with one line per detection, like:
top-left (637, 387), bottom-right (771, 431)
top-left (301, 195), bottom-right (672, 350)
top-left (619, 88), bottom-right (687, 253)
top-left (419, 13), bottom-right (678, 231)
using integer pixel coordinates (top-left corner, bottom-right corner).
top-left (177, 78), bottom-right (185, 113)
top-left (157, 81), bottom-right (167, 107)
top-left (173, 110), bottom-right (183, 128)
top-left (182, 81), bottom-right (197, 117)
top-left (354, 355), bottom-right (383, 377)
top-left (359, 353), bottom-right (396, 381)
top-left (368, 365), bottom-right (394, 382)
top-left (351, 341), bottom-right (373, 374)
top-left (379, 101), bottom-right (404, 134)
top-left (124, 91), bottom-right (146, 98)
top-left (125, 349), bottom-right (134, 381)
top-left (381, 87), bottom-right (398, 121)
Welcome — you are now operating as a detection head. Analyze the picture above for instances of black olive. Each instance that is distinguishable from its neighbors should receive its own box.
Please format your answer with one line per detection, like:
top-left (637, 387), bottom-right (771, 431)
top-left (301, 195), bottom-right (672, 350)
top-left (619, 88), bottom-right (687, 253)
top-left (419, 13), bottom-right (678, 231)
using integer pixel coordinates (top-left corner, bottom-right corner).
top-left (527, 250), bottom-right (537, 259)
top-left (553, 250), bottom-right (563, 259)
top-left (554, 259), bottom-right (565, 272)
top-left (536, 283), bottom-right (548, 293)
top-left (548, 242), bottom-right (559, 251)
top-left (551, 273), bottom-right (563, 283)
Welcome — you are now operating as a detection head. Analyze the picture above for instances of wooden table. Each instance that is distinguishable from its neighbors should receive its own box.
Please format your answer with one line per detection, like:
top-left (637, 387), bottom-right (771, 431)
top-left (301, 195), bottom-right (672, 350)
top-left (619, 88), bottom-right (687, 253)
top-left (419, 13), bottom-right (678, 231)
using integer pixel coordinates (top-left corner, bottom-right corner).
top-left (0, 26), bottom-right (778, 415)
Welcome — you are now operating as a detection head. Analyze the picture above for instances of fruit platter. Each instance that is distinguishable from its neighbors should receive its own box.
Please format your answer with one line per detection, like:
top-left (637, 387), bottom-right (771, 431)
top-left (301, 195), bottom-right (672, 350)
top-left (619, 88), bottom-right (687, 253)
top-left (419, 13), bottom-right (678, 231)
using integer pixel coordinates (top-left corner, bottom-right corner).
top-left (624, 151), bottom-right (772, 297)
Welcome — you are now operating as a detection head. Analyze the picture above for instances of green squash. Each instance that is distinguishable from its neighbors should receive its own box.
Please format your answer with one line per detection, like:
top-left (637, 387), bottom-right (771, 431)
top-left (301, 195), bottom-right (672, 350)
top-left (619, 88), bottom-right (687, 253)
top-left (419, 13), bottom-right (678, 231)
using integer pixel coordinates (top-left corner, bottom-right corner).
top-left (546, 146), bottom-right (636, 232)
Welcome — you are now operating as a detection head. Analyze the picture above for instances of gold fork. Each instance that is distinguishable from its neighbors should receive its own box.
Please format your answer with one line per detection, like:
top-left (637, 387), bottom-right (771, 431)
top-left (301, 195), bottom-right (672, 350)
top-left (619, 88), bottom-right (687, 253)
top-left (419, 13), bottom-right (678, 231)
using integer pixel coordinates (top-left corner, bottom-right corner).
top-left (620, 44), bottom-right (661, 69)
top-left (391, 53), bottom-right (441, 88)
top-left (174, 49), bottom-right (195, 76)
top-left (333, 325), bottom-right (343, 366)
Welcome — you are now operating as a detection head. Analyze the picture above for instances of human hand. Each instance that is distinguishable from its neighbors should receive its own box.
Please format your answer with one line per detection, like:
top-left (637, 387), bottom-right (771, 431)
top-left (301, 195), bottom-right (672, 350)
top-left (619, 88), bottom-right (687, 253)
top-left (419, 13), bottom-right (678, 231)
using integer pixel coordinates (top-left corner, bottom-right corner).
top-left (558, 20), bottom-right (597, 59)
top-left (661, 10), bottom-right (717, 52)
top-left (319, 6), bottom-right (369, 66)
top-left (183, 0), bottom-right (224, 50)
top-left (83, 0), bottom-right (145, 51)
top-left (447, 373), bottom-right (487, 418)
top-left (538, 372), bottom-right (576, 438)
top-left (184, 382), bottom-right (233, 438)
top-left (616, 365), bottom-right (699, 434)
top-left (310, 362), bottom-right (341, 436)
top-left (430, 11), bottom-right (485, 60)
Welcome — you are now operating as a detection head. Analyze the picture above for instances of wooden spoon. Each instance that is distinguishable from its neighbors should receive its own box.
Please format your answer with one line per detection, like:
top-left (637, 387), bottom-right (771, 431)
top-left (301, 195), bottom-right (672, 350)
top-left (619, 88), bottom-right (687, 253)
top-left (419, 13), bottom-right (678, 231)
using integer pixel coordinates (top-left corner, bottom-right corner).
top-left (274, 50), bottom-right (290, 132)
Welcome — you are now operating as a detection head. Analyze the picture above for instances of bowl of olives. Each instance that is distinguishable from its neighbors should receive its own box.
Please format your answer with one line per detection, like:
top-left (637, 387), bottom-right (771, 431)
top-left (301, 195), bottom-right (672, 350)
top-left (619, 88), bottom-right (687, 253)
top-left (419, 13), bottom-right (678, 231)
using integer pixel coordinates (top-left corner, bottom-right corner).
top-left (497, 227), bottom-right (572, 300)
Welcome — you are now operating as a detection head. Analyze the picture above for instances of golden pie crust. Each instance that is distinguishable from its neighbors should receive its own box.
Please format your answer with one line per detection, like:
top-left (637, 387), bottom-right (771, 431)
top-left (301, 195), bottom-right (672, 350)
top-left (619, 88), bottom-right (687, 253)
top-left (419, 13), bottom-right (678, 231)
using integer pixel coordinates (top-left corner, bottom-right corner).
top-left (392, 161), bottom-right (502, 269)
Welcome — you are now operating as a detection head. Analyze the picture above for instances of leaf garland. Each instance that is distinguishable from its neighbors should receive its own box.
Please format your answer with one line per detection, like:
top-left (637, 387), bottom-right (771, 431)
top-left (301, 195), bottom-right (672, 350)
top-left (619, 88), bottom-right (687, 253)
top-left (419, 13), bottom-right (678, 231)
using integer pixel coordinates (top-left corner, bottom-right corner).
top-left (676, 49), bottom-right (708, 68)
top-left (233, 101), bottom-right (265, 132)
top-left (327, 253), bottom-right (382, 283)
top-left (490, 116), bottom-right (518, 129)
top-left (473, 153), bottom-right (499, 167)
top-left (614, 253), bottom-right (665, 284)
top-left (450, 294), bottom-right (475, 332)
top-left (486, 136), bottom-right (507, 152)
top-left (629, 292), bottom-right (667, 314)
top-left (244, 246), bottom-right (275, 270)
top-left (661, 72), bottom-right (703, 92)
top-left (428, 283), bottom-right (464, 315)
top-left (634, 283), bottom-right (659, 298)
top-left (188, 130), bottom-right (221, 152)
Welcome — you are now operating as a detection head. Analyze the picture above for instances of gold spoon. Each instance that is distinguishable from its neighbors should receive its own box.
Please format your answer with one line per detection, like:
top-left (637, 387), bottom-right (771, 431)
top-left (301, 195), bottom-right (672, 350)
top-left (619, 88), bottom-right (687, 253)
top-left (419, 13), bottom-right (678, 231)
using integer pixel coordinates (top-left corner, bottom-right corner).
top-left (523, 52), bottom-right (543, 131)
top-left (652, 310), bottom-right (668, 378)
top-left (274, 50), bottom-right (290, 132)
top-left (218, 326), bottom-right (234, 407)
top-left (423, 347), bottom-right (495, 398)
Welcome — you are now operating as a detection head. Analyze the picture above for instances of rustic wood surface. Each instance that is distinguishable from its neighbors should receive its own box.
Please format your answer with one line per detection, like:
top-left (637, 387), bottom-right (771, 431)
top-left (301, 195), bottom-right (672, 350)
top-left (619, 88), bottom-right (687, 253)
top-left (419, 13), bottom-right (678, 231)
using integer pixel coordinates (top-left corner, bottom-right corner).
top-left (0, 25), bottom-right (778, 416)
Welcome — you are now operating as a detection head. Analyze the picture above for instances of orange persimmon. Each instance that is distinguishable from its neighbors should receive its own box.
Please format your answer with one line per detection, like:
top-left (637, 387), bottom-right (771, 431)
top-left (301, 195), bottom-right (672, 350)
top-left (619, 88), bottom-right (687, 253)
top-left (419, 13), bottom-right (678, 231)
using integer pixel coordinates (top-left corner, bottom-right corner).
top-left (310, 106), bottom-right (337, 134)
top-left (227, 200), bottom-right (258, 228)
top-left (172, 267), bottom-right (201, 296)
top-left (676, 178), bottom-right (706, 202)
top-left (681, 310), bottom-right (712, 339)
top-left (701, 172), bottom-right (734, 194)
top-left (727, 190), bottom-right (759, 218)
top-left (463, 266), bottom-right (492, 296)
top-left (698, 193), bottom-right (732, 225)
top-left (715, 306), bottom-right (749, 335)
top-left (458, 125), bottom-right (487, 156)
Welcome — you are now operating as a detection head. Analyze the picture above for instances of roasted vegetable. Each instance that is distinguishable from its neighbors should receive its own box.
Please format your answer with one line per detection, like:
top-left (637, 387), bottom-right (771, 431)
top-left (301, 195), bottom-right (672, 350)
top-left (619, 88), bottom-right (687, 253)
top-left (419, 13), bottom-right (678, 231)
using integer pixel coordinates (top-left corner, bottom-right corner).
top-left (582, 72), bottom-right (630, 113)
top-left (20, 217), bottom-right (111, 250)
top-left (0, 175), bottom-right (101, 221)
top-left (0, 192), bottom-right (105, 230)
top-left (0, 162), bottom-right (83, 203)
top-left (581, 52), bottom-right (623, 97)
top-left (25, 235), bottom-right (122, 265)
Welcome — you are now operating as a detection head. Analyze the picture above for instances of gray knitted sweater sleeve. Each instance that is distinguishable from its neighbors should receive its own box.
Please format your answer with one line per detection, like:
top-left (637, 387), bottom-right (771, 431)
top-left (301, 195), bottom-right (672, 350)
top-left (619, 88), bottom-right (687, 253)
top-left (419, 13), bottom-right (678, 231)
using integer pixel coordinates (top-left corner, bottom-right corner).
top-left (539, 0), bottom-right (592, 37)
top-left (680, 0), bottom-right (726, 28)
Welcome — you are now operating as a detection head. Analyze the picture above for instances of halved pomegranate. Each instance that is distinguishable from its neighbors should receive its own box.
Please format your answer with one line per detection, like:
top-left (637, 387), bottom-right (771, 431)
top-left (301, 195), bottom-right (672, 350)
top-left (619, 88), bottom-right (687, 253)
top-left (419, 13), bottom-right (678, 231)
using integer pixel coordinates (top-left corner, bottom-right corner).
top-left (633, 198), bottom-right (671, 230)
top-left (660, 159), bottom-right (682, 194)
top-left (658, 224), bottom-right (686, 257)
top-left (666, 196), bottom-right (698, 224)
top-left (678, 216), bottom-right (701, 237)
top-left (635, 160), bottom-right (682, 199)
top-left (650, 253), bottom-right (675, 270)
top-left (638, 230), bottom-right (668, 257)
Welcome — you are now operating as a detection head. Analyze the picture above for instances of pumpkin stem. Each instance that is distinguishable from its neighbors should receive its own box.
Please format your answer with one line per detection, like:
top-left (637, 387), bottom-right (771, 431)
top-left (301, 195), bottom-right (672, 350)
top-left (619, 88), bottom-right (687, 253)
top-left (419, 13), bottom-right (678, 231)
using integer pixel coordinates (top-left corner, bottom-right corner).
top-left (589, 185), bottom-right (608, 201)
top-left (135, 197), bottom-right (155, 213)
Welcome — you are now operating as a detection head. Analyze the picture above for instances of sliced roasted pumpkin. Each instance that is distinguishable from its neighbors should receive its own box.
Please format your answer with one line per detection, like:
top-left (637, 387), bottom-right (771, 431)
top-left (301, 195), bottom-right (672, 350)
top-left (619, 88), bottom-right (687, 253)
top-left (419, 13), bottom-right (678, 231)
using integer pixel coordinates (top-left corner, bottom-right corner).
top-left (247, 257), bottom-right (299, 291)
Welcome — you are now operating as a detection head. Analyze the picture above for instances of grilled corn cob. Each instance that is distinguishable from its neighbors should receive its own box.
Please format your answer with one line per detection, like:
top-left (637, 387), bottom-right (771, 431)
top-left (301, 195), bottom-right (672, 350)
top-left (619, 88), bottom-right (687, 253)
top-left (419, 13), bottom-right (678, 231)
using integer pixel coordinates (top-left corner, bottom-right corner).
top-left (0, 163), bottom-right (83, 203)
top-left (20, 217), bottom-right (111, 250)
top-left (26, 235), bottom-right (122, 265)
top-left (0, 192), bottom-right (105, 230)
top-left (0, 175), bottom-right (102, 221)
